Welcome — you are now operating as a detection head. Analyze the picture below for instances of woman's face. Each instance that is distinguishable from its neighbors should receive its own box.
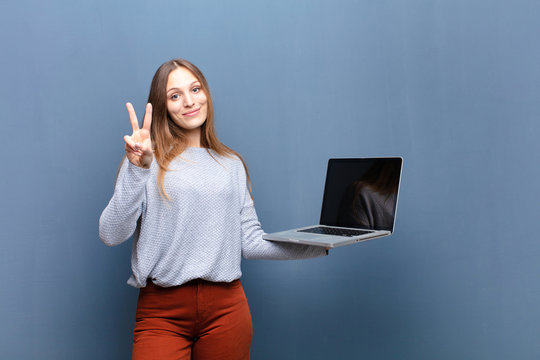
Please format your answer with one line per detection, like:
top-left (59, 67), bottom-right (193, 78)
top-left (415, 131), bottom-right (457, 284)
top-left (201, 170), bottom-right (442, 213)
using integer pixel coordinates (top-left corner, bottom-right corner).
top-left (166, 67), bottom-right (208, 132)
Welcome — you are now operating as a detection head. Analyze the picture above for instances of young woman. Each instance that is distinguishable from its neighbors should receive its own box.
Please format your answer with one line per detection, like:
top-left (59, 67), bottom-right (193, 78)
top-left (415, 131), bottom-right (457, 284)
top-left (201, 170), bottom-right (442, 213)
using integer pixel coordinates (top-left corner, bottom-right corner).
top-left (99, 58), bottom-right (328, 360)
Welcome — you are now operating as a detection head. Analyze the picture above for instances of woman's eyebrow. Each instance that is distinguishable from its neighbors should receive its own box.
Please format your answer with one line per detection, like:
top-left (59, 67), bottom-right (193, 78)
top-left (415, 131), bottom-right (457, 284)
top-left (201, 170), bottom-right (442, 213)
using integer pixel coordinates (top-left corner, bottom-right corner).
top-left (167, 81), bottom-right (201, 93)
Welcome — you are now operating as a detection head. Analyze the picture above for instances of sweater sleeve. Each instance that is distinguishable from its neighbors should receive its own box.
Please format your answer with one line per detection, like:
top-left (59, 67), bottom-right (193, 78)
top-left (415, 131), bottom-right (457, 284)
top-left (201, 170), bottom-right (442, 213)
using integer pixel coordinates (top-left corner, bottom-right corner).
top-left (99, 158), bottom-right (151, 247)
top-left (238, 165), bottom-right (327, 260)
top-left (240, 204), bottom-right (328, 260)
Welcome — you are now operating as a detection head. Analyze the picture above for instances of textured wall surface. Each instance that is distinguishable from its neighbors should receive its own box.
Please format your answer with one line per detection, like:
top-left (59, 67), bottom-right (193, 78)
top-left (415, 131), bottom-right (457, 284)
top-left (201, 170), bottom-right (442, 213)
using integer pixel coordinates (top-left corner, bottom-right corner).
top-left (1, 0), bottom-right (539, 358)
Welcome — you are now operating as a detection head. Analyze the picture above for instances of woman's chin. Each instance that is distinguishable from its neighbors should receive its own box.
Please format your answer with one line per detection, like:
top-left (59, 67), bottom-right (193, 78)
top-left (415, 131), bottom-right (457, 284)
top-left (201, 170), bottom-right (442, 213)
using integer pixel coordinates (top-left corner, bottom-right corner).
top-left (175, 119), bottom-right (206, 131)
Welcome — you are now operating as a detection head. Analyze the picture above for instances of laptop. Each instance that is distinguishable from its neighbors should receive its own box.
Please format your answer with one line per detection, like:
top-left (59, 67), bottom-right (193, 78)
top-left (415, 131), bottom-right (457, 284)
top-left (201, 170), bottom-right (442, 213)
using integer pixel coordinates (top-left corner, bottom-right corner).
top-left (263, 157), bottom-right (403, 248)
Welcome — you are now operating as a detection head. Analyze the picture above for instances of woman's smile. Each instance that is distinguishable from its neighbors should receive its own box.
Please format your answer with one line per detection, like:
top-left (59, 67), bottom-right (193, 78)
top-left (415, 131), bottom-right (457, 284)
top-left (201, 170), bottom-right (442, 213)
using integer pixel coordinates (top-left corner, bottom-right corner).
top-left (183, 108), bottom-right (200, 117)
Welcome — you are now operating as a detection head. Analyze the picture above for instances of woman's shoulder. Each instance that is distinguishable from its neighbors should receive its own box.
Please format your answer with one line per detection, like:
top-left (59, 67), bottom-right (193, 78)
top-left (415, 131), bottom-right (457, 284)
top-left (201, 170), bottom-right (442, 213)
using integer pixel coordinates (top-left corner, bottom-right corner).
top-left (217, 148), bottom-right (248, 179)
top-left (209, 146), bottom-right (244, 165)
top-left (222, 152), bottom-right (245, 173)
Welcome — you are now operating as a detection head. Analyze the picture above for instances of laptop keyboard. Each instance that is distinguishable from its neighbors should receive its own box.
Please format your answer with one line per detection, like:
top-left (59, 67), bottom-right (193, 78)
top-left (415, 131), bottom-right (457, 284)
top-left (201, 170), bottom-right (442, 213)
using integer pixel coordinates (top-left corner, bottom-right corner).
top-left (298, 226), bottom-right (371, 237)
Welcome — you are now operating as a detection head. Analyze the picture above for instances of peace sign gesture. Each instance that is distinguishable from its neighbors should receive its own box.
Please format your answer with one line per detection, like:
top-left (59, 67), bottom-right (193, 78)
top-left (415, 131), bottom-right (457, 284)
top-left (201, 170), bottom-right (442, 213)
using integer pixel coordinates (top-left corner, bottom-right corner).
top-left (124, 102), bottom-right (153, 169)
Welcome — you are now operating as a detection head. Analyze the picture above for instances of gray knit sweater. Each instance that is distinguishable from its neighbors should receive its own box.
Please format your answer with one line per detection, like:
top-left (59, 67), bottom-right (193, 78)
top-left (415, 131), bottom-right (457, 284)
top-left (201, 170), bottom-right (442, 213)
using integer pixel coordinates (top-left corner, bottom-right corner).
top-left (99, 147), bottom-right (326, 288)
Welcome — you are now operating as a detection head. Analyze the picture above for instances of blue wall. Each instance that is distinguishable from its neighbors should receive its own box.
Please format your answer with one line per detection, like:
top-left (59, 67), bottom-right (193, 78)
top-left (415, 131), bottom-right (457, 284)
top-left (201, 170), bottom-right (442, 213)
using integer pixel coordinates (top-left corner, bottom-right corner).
top-left (2, 0), bottom-right (539, 358)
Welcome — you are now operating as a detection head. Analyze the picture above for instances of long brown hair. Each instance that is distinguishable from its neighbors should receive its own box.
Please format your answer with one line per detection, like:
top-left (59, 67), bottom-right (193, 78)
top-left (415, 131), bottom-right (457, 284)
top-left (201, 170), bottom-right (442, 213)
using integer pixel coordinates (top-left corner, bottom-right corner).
top-left (148, 58), bottom-right (251, 199)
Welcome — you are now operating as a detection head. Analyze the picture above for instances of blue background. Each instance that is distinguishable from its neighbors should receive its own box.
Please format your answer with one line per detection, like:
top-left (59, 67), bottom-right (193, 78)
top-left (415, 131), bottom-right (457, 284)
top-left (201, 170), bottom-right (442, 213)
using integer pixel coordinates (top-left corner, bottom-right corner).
top-left (2, 0), bottom-right (540, 359)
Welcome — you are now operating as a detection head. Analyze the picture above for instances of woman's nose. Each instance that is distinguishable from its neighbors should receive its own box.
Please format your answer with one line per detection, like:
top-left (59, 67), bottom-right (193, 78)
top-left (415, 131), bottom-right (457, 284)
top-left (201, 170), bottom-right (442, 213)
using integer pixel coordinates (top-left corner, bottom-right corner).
top-left (183, 93), bottom-right (195, 107)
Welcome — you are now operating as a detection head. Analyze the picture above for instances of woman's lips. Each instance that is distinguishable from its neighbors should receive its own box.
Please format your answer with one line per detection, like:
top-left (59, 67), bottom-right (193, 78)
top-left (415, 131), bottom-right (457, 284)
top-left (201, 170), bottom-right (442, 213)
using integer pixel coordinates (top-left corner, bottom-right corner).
top-left (183, 108), bottom-right (200, 117)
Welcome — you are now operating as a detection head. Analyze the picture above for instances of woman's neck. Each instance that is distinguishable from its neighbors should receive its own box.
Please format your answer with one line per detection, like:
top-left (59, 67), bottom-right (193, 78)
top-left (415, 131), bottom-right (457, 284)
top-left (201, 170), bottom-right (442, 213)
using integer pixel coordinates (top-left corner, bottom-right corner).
top-left (184, 127), bottom-right (202, 148)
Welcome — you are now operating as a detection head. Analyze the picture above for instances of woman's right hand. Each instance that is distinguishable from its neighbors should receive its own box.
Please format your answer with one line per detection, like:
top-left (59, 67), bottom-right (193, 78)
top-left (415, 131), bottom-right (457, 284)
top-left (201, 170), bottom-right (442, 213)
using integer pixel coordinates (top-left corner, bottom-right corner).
top-left (124, 102), bottom-right (153, 169)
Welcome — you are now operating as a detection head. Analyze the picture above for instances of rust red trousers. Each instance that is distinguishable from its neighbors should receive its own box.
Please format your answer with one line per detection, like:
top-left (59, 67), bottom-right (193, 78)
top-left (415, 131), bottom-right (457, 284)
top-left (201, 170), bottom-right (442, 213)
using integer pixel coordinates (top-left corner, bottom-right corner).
top-left (132, 279), bottom-right (253, 360)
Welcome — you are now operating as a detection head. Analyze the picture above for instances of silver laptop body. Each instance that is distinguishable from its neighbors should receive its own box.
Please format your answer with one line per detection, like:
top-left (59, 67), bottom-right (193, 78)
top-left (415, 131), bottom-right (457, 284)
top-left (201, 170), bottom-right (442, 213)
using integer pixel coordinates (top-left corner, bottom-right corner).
top-left (263, 157), bottom-right (403, 248)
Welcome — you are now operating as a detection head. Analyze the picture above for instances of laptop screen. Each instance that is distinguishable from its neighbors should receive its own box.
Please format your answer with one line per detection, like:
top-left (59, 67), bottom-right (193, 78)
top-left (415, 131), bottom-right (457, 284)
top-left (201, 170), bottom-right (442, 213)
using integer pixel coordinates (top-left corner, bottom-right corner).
top-left (319, 158), bottom-right (402, 232)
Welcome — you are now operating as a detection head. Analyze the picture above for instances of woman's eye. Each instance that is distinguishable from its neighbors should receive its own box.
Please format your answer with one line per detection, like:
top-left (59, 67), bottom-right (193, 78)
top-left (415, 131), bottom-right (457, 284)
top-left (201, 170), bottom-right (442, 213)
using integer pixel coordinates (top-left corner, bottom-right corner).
top-left (192, 87), bottom-right (200, 93)
top-left (171, 94), bottom-right (179, 100)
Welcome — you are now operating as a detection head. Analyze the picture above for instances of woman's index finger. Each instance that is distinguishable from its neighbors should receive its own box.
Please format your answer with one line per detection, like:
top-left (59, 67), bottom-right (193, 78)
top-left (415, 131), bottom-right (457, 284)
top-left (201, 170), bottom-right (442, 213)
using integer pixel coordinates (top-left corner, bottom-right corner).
top-left (142, 103), bottom-right (152, 131)
top-left (126, 102), bottom-right (140, 132)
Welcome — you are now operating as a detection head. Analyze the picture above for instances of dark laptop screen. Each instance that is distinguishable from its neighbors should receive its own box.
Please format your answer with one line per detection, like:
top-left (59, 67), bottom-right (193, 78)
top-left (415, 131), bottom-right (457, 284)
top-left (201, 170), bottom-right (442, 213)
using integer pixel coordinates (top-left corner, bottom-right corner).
top-left (319, 158), bottom-right (402, 231)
